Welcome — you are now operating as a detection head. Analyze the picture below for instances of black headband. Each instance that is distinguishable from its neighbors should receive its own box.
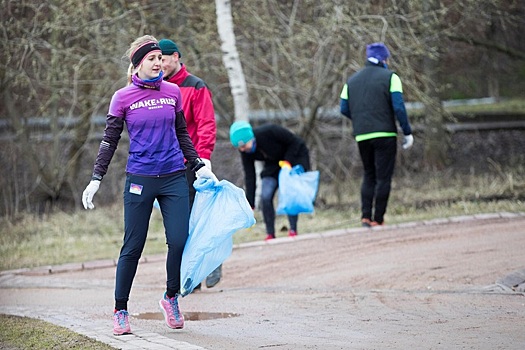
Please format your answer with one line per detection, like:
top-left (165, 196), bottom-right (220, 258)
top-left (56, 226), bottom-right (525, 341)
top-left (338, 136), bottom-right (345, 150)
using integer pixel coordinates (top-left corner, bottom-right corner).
top-left (131, 42), bottom-right (161, 68)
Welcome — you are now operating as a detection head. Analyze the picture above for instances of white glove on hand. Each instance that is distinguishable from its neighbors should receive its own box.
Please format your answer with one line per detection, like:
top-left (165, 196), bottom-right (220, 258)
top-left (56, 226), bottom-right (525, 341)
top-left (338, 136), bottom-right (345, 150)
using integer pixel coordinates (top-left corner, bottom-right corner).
top-left (202, 158), bottom-right (212, 170)
top-left (196, 166), bottom-right (219, 183)
top-left (402, 134), bottom-right (414, 150)
top-left (82, 180), bottom-right (100, 210)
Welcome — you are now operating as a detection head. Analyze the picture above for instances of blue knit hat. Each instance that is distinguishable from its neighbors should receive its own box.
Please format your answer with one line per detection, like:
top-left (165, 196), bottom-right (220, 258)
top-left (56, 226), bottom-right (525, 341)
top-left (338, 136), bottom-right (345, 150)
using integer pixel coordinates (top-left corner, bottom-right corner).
top-left (229, 121), bottom-right (254, 147)
top-left (366, 42), bottom-right (390, 62)
top-left (158, 39), bottom-right (181, 58)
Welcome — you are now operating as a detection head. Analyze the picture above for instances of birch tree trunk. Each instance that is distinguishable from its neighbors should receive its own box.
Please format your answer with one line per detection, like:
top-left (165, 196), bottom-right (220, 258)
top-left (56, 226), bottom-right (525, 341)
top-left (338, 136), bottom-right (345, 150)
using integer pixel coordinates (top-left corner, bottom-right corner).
top-left (215, 0), bottom-right (250, 121)
top-left (215, 0), bottom-right (262, 208)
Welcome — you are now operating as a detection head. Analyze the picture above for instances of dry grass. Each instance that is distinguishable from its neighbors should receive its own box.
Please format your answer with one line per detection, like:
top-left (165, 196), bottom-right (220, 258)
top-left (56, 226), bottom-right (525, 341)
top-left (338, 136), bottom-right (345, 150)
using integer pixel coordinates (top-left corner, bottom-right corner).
top-left (0, 171), bottom-right (523, 272)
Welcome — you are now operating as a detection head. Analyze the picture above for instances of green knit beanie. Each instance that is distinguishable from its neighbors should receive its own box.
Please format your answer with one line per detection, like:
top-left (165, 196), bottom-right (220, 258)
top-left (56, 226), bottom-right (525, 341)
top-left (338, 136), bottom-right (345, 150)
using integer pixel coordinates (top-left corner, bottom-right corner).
top-left (159, 39), bottom-right (181, 58)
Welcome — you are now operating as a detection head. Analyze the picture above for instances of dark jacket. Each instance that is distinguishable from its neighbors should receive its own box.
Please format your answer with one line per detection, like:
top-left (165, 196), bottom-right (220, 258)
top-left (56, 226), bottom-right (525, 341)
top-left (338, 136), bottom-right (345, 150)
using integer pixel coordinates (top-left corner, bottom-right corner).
top-left (340, 61), bottom-right (412, 138)
top-left (346, 62), bottom-right (397, 135)
top-left (239, 124), bottom-right (310, 208)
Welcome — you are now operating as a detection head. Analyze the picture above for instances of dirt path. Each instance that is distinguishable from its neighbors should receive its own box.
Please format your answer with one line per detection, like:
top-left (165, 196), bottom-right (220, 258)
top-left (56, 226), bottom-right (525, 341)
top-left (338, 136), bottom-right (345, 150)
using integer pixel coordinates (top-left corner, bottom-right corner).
top-left (1, 214), bottom-right (524, 349)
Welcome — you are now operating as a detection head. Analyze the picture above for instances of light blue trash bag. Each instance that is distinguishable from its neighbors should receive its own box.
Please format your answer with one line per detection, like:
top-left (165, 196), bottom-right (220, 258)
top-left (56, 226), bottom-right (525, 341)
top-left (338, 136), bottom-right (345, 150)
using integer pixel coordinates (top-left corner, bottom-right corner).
top-left (180, 177), bottom-right (256, 296)
top-left (276, 165), bottom-right (320, 216)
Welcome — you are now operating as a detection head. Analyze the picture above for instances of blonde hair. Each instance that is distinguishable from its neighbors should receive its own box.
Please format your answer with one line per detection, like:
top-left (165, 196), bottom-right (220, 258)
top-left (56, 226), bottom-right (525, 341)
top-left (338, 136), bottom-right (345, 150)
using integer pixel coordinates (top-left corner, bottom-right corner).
top-left (125, 35), bottom-right (158, 85)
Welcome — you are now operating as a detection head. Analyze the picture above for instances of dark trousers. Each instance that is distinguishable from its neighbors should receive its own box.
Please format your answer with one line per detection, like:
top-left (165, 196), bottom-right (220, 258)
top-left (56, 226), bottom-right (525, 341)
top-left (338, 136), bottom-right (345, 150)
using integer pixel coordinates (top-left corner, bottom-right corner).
top-left (115, 172), bottom-right (189, 309)
top-left (357, 137), bottom-right (397, 224)
top-left (261, 176), bottom-right (298, 234)
top-left (260, 149), bottom-right (311, 234)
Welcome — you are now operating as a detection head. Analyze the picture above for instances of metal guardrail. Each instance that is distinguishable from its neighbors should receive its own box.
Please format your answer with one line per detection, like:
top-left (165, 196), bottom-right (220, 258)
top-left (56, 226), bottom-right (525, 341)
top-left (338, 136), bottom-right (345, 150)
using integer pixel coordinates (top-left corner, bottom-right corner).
top-left (1, 98), bottom-right (524, 140)
top-left (445, 120), bottom-right (525, 132)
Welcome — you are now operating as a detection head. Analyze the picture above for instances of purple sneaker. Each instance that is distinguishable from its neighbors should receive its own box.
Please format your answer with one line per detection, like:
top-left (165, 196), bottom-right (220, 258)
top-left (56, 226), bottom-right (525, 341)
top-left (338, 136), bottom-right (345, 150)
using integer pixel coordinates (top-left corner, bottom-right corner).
top-left (113, 310), bottom-right (131, 335)
top-left (159, 292), bottom-right (184, 329)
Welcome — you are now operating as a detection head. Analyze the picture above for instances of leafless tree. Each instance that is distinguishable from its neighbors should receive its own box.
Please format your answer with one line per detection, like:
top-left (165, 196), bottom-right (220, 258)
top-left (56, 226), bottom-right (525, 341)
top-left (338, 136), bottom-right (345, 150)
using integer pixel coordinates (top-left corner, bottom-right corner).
top-left (0, 0), bottom-right (523, 216)
top-left (0, 0), bottom-right (161, 216)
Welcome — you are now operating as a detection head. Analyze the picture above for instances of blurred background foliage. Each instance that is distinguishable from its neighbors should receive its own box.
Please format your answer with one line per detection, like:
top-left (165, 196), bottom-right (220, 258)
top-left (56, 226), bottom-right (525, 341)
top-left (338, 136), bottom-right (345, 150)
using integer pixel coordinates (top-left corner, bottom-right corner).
top-left (0, 0), bottom-right (524, 219)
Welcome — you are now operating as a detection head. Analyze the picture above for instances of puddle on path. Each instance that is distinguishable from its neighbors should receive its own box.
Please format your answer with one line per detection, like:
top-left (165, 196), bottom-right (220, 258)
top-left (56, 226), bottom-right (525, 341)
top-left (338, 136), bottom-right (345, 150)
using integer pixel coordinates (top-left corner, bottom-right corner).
top-left (134, 311), bottom-right (239, 321)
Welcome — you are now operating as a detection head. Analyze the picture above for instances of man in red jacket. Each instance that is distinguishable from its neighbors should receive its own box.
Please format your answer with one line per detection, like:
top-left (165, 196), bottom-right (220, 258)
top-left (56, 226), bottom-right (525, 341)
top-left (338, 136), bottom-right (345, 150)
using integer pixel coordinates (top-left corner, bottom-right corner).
top-left (159, 39), bottom-right (221, 289)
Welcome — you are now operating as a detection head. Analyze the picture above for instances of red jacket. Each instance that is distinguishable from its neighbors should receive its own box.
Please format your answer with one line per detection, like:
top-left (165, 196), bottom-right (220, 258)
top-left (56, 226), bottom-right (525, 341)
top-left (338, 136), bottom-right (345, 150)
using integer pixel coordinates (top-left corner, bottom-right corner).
top-left (165, 64), bottom-right (216, 160)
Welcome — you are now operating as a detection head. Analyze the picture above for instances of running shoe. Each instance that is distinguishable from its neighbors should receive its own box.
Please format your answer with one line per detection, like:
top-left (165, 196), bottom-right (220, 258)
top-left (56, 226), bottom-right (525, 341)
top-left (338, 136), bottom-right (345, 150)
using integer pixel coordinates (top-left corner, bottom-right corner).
top-left (206, 265), bottom-right (222, 288)
top-left (113, 309), bottom-right (131, 335)
top-left (159, 292), bottom-right (184, 329)
top-left (265, 233), bottom-right (276, 241)
top-left (361, 218), bottom-right (372, 227)
top-left (288, 230), bottom-right (298, 237)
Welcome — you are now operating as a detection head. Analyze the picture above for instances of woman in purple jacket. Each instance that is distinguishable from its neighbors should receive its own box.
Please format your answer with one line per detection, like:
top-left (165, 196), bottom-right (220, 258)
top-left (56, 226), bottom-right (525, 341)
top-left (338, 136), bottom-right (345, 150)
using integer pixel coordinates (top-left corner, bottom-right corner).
top-left (81, 35), bottom-right (217, 335)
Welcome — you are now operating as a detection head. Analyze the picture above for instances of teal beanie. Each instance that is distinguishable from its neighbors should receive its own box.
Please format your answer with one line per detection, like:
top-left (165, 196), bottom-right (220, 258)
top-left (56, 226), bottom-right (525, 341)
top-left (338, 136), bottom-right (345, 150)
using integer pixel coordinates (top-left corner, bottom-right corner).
top-left (229, 121), bottom-right (254, 147)
top-left (159, 39), bottom-right (181, 58)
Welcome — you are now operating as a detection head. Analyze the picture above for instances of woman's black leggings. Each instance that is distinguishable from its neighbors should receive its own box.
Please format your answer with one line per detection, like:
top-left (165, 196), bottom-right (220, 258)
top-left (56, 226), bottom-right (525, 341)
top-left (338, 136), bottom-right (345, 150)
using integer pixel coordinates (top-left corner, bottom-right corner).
top-left (114, 172), bottom-right (189, 310)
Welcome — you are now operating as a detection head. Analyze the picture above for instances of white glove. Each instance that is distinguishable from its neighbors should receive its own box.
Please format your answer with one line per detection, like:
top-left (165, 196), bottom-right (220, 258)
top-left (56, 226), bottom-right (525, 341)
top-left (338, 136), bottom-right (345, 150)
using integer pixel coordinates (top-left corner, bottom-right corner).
top-left (196, 166), bottom-right (219, 183)
top-left (402, 134), bottom-right (414, 150)
top-left (82, 180), bottom-right (100, 210)
top-left (202, 158), bottom-right (212, 170)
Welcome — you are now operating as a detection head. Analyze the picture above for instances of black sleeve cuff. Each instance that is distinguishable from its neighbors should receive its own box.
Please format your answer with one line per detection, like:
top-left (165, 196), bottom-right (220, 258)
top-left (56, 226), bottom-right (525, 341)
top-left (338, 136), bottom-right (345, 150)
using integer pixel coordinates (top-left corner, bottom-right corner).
top-left (189, 158), bottom-right (205, 172)
top-left (91, 174), bottom-right (103, 181)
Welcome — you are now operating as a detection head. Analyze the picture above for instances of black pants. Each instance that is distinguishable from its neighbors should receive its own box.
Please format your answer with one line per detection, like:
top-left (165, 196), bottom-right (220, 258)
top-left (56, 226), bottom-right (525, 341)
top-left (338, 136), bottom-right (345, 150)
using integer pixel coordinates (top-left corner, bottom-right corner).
top-left (115, 172), bottom-right (189, 309)
top-left (261, 176), bottom-right (298, 234)
top-left (186, 166), bottom-right (197, 208)
top-left (357, 137), bottom-right (397, 224)
top-left (261, 145), bottom-right (311, 234)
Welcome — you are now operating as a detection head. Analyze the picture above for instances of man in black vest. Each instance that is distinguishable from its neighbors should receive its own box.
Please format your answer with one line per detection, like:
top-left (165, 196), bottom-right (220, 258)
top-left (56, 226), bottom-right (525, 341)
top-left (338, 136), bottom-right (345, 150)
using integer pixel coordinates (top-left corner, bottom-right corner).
top-left (340, 42), bottom-right (414, 227)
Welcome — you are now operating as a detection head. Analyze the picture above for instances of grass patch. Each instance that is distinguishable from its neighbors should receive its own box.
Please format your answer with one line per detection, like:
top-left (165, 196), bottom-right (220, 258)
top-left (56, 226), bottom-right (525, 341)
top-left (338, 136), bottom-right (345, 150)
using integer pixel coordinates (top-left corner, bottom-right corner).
top-left (0, 314), bottom-right (115, 350)
top-left (444, 98), bottom-right (525, 114)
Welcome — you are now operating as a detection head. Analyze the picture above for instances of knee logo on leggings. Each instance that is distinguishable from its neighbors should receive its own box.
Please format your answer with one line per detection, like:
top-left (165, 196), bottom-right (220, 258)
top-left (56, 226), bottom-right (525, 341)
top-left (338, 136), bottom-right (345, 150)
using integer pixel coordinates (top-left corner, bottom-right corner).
top-left (129, 183), bottom-right (143, 195)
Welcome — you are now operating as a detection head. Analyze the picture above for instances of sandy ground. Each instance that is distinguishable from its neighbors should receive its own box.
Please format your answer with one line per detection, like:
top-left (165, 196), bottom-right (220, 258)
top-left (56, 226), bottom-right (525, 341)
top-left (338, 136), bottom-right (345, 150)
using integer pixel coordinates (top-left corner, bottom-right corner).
top-left (1, 213), bottom-right (524, 349)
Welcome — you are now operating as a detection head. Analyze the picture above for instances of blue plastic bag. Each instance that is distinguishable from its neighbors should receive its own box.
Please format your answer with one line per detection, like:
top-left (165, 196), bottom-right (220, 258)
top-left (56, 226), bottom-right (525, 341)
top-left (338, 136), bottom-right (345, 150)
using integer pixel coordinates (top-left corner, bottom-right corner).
top-left (276, 165), bottom-right (320, 216)
top-left (180, 177), bottom-right (256, 296)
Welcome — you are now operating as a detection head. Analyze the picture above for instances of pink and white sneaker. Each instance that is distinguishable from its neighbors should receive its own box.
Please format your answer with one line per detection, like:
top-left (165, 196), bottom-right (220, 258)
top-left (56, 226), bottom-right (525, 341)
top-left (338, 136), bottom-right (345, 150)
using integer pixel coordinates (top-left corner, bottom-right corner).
top-left (113, 309), bottom-right (131, 335)
top-left (159, 292), bottom-right (184, 329)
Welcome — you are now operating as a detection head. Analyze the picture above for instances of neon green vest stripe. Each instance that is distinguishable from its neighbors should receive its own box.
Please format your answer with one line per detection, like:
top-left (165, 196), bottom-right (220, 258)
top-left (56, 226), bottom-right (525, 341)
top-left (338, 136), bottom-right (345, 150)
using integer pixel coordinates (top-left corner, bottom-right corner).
top-left (355, 131), bottom-right (397, 142)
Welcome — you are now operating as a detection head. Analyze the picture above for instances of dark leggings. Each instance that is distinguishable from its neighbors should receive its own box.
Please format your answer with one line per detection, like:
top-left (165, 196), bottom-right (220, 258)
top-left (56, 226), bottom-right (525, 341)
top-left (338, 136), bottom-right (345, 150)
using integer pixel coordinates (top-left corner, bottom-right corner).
top-left (358, 137), bottom-right (397, 224)
top-left (114, 172), bottom-right (189, 310)
top-left (261, 176), bottom-right (298, 234)
top-left (261, 150), bottom-right (311, 234)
